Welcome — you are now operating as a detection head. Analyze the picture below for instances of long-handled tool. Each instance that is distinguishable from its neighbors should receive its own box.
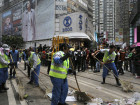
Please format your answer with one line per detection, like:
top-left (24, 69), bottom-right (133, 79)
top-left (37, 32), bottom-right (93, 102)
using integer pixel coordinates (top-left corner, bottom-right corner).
top-left (93, 54), bottom-right (134, 92)
top-left (10, 55), bottom-right (26, 100)
top-left (62, 37), bottom-right (91, 102)
top-left (69, 57), bottom-right (91, 102)
top-left (27, 63), bottom-right (51, 97)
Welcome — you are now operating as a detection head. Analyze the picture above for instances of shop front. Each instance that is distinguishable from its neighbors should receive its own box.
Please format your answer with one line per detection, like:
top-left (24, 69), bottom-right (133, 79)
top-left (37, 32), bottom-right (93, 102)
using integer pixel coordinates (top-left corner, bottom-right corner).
top-left (55, 12), bottom-right (94, 48)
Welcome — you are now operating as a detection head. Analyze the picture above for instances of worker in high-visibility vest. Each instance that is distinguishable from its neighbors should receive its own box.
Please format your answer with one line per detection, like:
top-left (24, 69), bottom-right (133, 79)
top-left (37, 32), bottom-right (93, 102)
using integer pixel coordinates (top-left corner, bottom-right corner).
top-left (92, 45), bottom-right (121, 86)
top-left (0, 44), bottom-right (11, 93)
top-left (26, 49), bottom-right (41, 87)
top-left (49, 43), bottom-right (76, 105)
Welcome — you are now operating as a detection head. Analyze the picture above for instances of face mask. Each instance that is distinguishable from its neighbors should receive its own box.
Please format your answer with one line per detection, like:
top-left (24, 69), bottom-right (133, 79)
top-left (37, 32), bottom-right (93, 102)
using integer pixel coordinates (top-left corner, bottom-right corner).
top-left (0, 47), bottom-right (4, 55)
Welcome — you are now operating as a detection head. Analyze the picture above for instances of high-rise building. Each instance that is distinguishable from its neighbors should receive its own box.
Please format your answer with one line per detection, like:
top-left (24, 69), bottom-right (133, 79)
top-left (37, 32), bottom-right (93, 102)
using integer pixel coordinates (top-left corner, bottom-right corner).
top-left (93, 0), bottom-right (130, 45)
top-left (115, 0), bottom-right (130, 45)
top-left (93, 0), bottom-right (115, 44)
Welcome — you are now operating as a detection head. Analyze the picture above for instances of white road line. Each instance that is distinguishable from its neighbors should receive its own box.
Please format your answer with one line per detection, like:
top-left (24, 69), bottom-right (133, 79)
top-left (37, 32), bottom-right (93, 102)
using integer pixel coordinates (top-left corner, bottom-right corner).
top-left (12, 79), bottom-right (28, 105)
top-left (6, 80), bottom-right (17, 105)
top-left (68, 77), bottom-right (130, 99)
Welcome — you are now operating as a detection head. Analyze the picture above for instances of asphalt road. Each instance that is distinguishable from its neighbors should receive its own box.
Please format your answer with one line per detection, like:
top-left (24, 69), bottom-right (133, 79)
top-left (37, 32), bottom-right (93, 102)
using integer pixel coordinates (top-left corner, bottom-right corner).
top-left (1, 61), bottom-right (139, 105)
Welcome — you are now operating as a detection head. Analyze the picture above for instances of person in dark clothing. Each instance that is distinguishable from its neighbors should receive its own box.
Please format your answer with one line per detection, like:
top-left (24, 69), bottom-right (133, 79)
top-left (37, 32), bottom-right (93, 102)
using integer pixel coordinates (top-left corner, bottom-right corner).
top-left (47, 51), bottom-right (52, 74)
top-left (89, 49), bottom-right (96, 72)
top-left (81, 47), bottom-right (86, 72)
top-left (77, 48), bottom-right (82, 72)
top-left (38, 44), bottom-right (42, 52)
top-left (23, 49), bottom-right (27, 70)
top-left (24, 49), bottom-right (31, 77)
top-left (133, 48), bottom-right (140, 77)
top-left (95, 50), bottom-right (104, 72)
top-left (73, 50), bottom-right (78, 70)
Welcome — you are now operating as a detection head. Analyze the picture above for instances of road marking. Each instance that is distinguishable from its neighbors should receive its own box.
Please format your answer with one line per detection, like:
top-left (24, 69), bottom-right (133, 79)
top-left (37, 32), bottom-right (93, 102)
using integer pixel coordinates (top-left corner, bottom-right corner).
top-left (68, 77), bottom-right (130, 99)
top-left (12, 78), bottom-right (28, 105)
top-left (7, 80), bottom-right (17, 105)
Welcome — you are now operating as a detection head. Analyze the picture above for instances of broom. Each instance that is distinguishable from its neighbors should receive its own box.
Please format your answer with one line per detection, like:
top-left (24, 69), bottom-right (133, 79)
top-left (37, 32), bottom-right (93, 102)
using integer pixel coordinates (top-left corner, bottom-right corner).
top-left (27, 63), bottom-right (51, 98)
top-left (10, 54), bottom-right (26, 100)
top-left (92, 52), bottom-right (134, 92)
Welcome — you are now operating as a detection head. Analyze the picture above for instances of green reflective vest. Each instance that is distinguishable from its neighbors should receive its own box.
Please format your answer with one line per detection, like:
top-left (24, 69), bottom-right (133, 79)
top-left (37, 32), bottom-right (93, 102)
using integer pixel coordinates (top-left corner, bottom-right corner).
top-left (103, 51), bottom-right (116, 63)
top-left (0, 54), bottom-right (10, 68)
top-left (28, 52), bottom-right (41, 68)
top-left (49, 51), bottom-right (69, 79)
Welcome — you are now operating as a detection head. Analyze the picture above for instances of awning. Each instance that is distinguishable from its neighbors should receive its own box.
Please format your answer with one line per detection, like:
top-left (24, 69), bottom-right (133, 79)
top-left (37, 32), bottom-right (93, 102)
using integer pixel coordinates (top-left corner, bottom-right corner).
top-left (54, 32), bottom-right (91, 40)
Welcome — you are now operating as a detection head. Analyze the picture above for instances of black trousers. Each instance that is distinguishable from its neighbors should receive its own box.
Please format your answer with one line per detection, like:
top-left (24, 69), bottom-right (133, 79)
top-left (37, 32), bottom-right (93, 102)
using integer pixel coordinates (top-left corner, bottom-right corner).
top-left (27, 65), bottom-right (31, 77)
top-left (10, 67), bottom-right (16, 77)
top-left (24, 61), bottom-right (27, 70)
top-left (47, 61), bottom-right (51, 74)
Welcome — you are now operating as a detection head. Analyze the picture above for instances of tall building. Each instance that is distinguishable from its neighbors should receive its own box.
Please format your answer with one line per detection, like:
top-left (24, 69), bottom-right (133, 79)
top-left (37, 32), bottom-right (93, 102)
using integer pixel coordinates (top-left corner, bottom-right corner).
top-left (115, 0), bottom-right (130, 45)
top-left (93, 0), bottom-right (115, 44)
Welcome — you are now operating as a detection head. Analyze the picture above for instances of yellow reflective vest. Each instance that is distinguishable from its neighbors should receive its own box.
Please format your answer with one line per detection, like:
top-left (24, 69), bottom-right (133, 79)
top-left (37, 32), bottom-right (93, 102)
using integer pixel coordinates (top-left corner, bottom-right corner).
top-left (0, 54), bottom-right (10, 68)
top-left (49, 51), bottom-right (69, 79)
top-left (28, 52), bottom-right (41, 68)
top-left (103, 51), bottom-right (116, 63)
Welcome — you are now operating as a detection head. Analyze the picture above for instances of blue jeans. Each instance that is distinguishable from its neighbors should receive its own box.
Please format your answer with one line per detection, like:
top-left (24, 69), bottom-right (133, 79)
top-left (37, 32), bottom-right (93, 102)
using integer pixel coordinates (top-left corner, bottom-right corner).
top-left (50, 76), bottom-right (68, 105)
top-left (103, 63), bottom-right (118, 78)
top-left (0, 68), bottom-right (8, 85)
top-left (30, 64), bottom-right (40, 85)
top-left (19, 57), bottom-right (21, 62)
top-left (96, 61), bottom-right (100, 71)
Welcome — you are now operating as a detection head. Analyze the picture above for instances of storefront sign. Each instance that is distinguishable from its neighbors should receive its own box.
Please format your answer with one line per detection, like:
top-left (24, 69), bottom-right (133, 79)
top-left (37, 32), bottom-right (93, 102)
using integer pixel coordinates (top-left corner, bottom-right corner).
top-left (79, 15), bottom-right (83, 30)
top-left (63, 16), bottom-right (72, 32)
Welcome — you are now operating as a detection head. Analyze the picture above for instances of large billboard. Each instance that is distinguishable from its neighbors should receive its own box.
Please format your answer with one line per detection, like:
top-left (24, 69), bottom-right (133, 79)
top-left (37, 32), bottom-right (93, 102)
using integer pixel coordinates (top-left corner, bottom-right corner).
top-left (12, 3), bottom-right (22, 36)
top-left (2, 10), bottom-right (13, 35)
top-left (35, 0), bottom-right (55, 40)
top-left (2, 3), bottom-right (22, 36)
top-left (2, 0), bottom-right (55, 41)
top-left (22, 0), bottom-right (55, 41)
top-left (22, 0), bottom-right (36, 41)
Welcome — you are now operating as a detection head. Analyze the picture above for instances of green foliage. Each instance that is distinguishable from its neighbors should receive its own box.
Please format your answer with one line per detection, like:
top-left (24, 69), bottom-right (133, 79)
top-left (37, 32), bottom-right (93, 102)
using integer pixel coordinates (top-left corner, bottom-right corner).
top-left (2, 35), bottom-right (25, 48)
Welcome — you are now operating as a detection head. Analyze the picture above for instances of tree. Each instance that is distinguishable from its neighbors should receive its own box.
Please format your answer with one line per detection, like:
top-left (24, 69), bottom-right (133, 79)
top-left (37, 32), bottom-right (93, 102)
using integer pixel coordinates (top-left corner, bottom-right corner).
top-left (2, 35), bottom-right (25, 48)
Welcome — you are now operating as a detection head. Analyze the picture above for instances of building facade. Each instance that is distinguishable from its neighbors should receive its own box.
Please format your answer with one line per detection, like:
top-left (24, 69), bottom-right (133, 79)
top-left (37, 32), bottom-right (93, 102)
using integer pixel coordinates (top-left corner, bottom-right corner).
top-left (0, 0), bottom-right (94, 48)
top-left (129, 0), bottom-right (140, 46)
top-left (115, 0), bottom-right (130, 45)
top-left (93, 0), bottom-right (115, 44)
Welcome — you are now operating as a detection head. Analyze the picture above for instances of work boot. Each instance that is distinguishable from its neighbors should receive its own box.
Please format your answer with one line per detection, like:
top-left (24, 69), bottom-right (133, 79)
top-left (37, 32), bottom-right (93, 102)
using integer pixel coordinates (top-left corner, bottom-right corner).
top-left (0, 85), bottom-right (6, 93)
top-left (115, 77), bottom-right (121, 86)
top-left (2, 83), bottom-right (9, 90)
top-left (27, 81), bottom-right (33, 84)
top-left (58, 103), bottom-right (69, 105)
top-left (101, 78), bottom-right (105, 84)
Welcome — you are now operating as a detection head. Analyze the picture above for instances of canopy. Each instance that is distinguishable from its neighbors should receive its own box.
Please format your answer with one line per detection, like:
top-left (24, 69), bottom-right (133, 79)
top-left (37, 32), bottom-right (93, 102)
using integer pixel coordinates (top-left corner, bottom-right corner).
top-left (54, 32), bottom-right (91, 40)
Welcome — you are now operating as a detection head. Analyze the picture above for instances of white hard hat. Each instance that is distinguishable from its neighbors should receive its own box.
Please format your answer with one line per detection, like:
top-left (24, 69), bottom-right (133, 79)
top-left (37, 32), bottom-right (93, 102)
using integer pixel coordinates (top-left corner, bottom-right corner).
top-left (2, 44), bottom-right (10, 50)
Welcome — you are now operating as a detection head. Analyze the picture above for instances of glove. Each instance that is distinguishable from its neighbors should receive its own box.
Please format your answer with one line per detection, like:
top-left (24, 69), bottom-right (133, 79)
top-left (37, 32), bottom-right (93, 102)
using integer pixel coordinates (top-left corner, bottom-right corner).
top-left (73, 71), bottom-right (76, 76)
top-left (31, 68), bottom-right (34, 73)
top-left (68, 68), bottom-right (73, 74)
top-left (60, 52), bottom-right (72, 61)
top-left (9, 62), bottom-right (14, 66)
top-left (17, 62), bottom-right (20, 65)
top-left (68, 68), bottom-right (76, 75)
top-left (25, 61), bottom-right (29, 64)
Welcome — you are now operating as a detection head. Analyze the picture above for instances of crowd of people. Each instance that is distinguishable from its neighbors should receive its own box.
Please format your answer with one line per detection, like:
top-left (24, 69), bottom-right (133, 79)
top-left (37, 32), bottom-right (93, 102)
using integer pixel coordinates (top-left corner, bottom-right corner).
top-left (34, 44), bottom-right (140, 78)
top-left (0, 43), bottom-right (140, 105)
